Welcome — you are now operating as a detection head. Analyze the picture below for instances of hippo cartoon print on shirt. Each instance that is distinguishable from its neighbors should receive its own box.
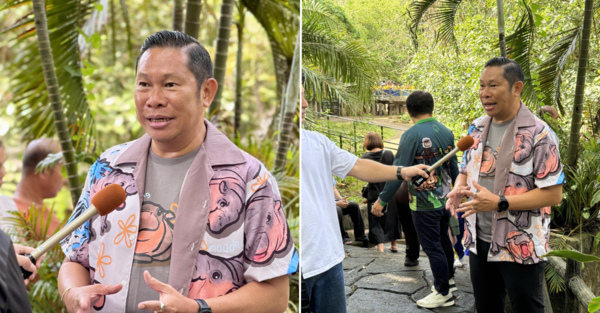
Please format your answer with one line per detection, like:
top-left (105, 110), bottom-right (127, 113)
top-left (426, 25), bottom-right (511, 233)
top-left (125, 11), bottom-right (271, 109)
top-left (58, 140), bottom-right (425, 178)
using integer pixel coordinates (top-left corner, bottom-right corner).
top-left (188, 250), bottom-right (244, 299)
top-left (514, 123), bottom-right (545, 164)
top-left (134, 201), bottom-right (175, 264)
top-left (533, 135), bottom-right (560, 179)
top-left (490, 218), bottom-right (540, 264)
top-left (505, 173), bottom-right (540, 228)
top-left (208, 169), bottom-right (247, 235)
top-left (244, 184), bottom-right (291, 265)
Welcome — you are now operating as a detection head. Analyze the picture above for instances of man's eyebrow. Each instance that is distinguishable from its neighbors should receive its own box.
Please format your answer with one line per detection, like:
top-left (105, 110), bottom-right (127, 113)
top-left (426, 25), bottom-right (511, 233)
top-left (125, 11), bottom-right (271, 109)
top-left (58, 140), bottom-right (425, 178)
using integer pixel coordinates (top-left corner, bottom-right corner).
top-left (136, 72), bottom-right (181, 79)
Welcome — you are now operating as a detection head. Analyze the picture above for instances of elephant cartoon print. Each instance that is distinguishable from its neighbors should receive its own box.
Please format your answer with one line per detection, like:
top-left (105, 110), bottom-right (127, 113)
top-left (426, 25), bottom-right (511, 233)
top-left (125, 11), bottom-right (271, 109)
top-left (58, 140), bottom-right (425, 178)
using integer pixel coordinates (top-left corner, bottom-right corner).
top-left (490, 218), bottom-right (540, 264)
top-left (188, 251), bottom-right (244, 299)
top-left (208, 169), bottom-right (246, 234)
top-left (133, 201), bottom-right (176, 264)
top-left (244, 185), bottom-right (291, 264)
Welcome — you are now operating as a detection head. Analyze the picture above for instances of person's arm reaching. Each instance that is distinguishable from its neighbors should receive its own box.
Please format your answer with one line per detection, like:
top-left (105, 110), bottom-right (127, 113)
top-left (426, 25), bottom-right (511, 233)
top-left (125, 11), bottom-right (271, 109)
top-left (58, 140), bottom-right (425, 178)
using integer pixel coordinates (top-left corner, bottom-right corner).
top-left (137, 271), bottom-right (288, 313)
top-left (347, 159), bottom-right (429, 184)
top-left (446, 173), bottom-right (468, 219)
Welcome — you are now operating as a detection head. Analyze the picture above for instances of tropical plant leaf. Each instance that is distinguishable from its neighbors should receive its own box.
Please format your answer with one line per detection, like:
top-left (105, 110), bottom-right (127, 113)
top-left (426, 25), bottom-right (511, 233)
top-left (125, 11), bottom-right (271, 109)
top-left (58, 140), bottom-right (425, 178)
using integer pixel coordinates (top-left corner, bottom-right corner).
top-left (544, 263), bottom-right (565, 293)
top-left (2, 0), bottom-right (99, 154)
top-left (542, 250), bottom-right (600, 262)
top-left (407, 0), bottom-right (439, 50)
top-left (430, 0), bottom-right (462, 52)
top-left (505, 0), bottom-right (539, 108)
top-left (35, 152), bottom-right (64, 174)
top-left (589, 295), bottom-right (600, 313)
top-left (537, 26), bottom-right (581, 115)
top-left (302, 0), bottom-right (378, 106)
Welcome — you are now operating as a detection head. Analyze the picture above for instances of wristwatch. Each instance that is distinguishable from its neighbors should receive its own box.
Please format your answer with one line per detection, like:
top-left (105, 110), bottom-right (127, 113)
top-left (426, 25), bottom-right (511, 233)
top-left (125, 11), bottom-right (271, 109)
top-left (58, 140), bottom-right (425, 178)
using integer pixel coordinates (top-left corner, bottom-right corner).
top-left (396, 166), bottom-right (404, 180)
top-left (195, 299), bottom-right (212, 313)
top-left (497, 195), bottom-right (509, 212)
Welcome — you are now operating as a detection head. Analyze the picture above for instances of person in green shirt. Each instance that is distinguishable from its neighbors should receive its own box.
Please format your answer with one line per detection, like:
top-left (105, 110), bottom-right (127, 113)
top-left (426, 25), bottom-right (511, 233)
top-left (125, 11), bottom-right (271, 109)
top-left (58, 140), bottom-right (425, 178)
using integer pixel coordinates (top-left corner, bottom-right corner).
top-left (372, 91), bottom-right (459, 309)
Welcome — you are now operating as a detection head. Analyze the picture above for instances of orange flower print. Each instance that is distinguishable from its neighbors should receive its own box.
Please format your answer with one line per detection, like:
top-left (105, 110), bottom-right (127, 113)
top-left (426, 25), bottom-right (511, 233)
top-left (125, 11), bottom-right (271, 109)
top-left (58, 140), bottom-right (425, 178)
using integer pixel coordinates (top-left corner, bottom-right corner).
top-left (251, 172), bottom-right (268, 192)
top-left (114, 214), bottom-right (138, 248)
top-left (96, 243), bottom-right (112, 278)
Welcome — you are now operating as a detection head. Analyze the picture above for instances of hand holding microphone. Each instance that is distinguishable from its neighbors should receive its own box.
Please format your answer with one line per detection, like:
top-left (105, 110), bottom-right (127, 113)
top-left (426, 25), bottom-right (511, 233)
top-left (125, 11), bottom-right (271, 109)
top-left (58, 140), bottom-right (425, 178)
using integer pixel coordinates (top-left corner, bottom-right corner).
top-left (412, 136), bottom-right (474, 187)
top-left (20, 184), bottom-right (127, 280)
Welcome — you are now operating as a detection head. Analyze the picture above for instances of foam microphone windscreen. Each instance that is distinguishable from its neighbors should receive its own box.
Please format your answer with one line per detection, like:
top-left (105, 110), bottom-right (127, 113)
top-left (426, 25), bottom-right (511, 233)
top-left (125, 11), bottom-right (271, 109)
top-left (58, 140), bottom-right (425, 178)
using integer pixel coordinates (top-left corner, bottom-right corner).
top-left (91, 184), bottom-right (127, 216)
top-left (456, 136), bottom-right (475, 151)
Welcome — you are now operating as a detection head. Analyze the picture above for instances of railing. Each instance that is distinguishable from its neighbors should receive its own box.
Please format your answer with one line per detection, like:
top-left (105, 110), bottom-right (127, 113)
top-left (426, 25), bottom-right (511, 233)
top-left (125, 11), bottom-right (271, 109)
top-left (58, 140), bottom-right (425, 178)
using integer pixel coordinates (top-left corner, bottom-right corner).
top-left (312, 112), bottom-right (404, 154)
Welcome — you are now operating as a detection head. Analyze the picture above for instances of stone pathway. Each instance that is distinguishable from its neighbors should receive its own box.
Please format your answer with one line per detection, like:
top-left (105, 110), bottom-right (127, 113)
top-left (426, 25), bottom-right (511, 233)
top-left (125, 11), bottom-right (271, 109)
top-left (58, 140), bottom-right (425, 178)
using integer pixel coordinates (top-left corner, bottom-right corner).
top-left (343, 244), bottom-right (475, 313)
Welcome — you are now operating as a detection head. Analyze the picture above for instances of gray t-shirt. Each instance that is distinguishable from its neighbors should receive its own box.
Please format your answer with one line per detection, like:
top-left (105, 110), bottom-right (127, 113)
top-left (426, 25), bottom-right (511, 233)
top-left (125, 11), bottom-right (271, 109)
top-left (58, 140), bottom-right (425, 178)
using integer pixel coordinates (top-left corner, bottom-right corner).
top-left (125, 147), bottom-right (199, 312)
top-left (477, 118), bottom-right (513, 243)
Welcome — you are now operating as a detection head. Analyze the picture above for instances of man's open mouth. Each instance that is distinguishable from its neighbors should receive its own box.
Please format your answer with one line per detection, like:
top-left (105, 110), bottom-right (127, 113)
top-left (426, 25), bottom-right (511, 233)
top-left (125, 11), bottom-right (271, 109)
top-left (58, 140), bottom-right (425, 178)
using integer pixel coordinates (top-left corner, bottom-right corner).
top-left (148, 118), bottom-right (173, 122)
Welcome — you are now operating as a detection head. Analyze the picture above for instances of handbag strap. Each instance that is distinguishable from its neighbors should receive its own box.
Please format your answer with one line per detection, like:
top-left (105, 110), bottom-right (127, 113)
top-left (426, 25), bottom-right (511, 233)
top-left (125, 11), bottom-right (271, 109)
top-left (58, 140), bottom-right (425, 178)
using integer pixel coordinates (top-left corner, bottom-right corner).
top-left (379, 149), bottom-right (386, 162)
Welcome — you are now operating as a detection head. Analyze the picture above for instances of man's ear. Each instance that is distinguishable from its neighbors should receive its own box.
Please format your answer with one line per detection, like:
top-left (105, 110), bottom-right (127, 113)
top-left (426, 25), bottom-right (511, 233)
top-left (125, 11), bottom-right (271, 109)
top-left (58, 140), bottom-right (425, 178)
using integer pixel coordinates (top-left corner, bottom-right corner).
top-left (200, 78), bottom-right (218, 108)
top-left (513, 81), bottom-right (524, 97)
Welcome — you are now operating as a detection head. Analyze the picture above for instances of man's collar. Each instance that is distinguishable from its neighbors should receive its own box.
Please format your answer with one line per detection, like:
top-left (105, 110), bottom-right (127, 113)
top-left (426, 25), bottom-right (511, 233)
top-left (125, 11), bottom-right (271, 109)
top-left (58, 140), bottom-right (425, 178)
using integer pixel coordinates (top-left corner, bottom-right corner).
top-left (414, 117), bottom-right (436, 125)
top-left (114, 119), bottom-right (246, 167)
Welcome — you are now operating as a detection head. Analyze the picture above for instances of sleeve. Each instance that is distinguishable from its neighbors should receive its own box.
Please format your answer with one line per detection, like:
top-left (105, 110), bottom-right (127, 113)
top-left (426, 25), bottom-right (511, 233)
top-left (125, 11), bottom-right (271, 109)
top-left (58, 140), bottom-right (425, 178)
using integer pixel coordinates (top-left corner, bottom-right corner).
top-left (379, 132), bottom-right (418, 204)
top-left (449, 134), bottom-right (459, 184)
top-left (59, 162), bottom-right (94, 270)
top-left (459, 124), bottom-right (475, 176)
top-left (532, 128), bottom-right (565, 188)
top-left (243, 163), bottom-right (298, 283)
top-left (325, 136), bottom-right (359, 180)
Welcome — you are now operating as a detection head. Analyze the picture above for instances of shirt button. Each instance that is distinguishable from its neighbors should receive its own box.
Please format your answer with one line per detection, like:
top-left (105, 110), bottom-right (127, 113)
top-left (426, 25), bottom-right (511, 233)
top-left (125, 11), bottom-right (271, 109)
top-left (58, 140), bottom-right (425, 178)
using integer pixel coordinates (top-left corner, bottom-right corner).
top-left (130, 235), bottom-right (135, 241)
top-left (121, 280), bottom-right (126, 287)
top-left (191, 243), bottom-right (195, 251)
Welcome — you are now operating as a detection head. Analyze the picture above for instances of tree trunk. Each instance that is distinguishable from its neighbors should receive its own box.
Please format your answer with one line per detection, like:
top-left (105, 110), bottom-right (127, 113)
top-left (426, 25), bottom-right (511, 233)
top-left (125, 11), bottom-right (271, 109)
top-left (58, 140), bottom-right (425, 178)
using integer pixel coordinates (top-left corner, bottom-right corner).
top-left (31, 0), bottom-right (81, 207)
top-left (184, 0), bottom-right (203, 39)
top-left (119, 0), bottom-right (133, 61)
top-left (234, 4), bottom-right (245, 138)
top-left (567, 0), bottom-right (593, 168)
top-left (173, 0), bottom-right (185, 31)
top-left (208, 0), bottom-right (235, 121)
top-left (110, 0), bottom-right (116, 64)
top-left (274, 32), bottom-right (300, 172)
top-left (496, 0), bottom-right (507, 57)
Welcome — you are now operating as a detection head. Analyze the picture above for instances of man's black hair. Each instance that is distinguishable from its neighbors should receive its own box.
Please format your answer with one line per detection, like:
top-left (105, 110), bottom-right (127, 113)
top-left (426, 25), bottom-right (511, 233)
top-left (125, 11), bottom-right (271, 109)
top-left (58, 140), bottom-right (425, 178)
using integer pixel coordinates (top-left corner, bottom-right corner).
top-left (406, 91), bottom-right (434, 117)
top-left (135, 31), bottom-right (213, 96)
top-left (484, 57), bottom-right (524, 89)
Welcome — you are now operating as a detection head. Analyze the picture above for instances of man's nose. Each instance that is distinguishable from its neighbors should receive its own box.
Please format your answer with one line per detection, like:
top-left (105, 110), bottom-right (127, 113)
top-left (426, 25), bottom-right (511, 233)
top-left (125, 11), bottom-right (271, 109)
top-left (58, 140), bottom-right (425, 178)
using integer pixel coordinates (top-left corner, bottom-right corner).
top-left (146, 87), bottom-right (167, 107)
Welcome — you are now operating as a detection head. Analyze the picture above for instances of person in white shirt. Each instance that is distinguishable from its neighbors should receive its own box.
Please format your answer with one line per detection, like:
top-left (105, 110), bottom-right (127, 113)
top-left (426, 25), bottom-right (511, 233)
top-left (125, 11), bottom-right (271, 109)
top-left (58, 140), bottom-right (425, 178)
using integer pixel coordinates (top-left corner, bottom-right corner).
top-left (300, 85), bottom-right (429, 313)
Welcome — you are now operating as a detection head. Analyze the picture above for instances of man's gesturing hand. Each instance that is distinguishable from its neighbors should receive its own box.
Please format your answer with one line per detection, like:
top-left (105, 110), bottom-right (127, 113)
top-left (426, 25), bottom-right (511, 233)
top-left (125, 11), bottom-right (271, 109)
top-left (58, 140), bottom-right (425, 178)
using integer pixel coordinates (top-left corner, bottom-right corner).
top-left (445, 186), bottom-right (470, 220)
top-left (13, 244), bottom-right (42, 284)
top-left (138, 270), bottom-right (200, 313)
top-left (400, 164), bottom-right (429, 181)
top-left (64, 283), bottom-right (122, 313)
top-left (456, 180), bottom-right (500, 218)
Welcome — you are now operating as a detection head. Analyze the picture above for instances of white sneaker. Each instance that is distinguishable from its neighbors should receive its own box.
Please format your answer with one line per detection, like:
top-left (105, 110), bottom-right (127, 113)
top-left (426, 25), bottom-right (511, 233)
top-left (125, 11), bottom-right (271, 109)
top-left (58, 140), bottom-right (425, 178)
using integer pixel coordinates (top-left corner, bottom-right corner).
top-left (417, 290), bottom-right (454, 308)
top-left (430, 278), bottom-right (457, 293)
top-left (454, 256), bottom-right (464, 268)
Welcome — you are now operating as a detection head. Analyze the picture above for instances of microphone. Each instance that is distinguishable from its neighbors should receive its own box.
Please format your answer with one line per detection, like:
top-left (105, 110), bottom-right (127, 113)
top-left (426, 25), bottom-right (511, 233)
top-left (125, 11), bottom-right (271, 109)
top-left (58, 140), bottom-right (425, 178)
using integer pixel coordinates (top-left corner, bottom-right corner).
top-left (20, 184), bottom-right (126, 279)
top-left (412, 136), bottom-right (474, 187)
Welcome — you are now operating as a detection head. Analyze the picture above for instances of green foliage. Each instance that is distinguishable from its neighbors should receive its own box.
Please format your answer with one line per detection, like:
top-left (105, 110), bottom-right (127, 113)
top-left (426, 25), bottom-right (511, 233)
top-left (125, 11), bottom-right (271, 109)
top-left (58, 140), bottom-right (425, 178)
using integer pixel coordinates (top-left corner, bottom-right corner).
top-left (589, 295), bottom-right (600, 313)
top-left (544, 263), bottom-right (565, 294)
top-left (312, 118), bottom-right (399, 156)
top-left (34, 152), bottom-right (64, 175)
top-left (302, 0), bottom-right (379, 109)
top-left (542, 250), bottom-right (600, 263)
top-left (4, 205), bottom-right (67, 313)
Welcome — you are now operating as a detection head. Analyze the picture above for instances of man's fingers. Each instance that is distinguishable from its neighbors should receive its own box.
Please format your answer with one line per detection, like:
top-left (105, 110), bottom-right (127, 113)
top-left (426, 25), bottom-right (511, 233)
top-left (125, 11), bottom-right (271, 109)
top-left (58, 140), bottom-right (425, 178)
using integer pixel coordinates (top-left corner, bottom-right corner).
top-left (462, 190), bottom-right (475, 198)
top-left (13, 244), bottom-right (35, 255)
top-left (143, 270), bottom-right (167, 293)
top-left (415, 164), bottom-right (429, 170)
top-left (93, 283), bottom-right (123, 295)
top-left (472, 180), bottom-right (483, 191)
top-left (138, 300), bottom-right (161, 311)
top-left (417, 169), bottom-right (429, 178)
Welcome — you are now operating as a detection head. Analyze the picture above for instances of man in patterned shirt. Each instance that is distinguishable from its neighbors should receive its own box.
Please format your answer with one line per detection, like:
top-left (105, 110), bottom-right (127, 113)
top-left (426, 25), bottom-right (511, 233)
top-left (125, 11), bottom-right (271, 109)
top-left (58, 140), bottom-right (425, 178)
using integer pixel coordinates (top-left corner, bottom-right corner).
top-left (446, 57), bottom-right (564, 313)
top-left (57, 31), bottom-right (297, 313)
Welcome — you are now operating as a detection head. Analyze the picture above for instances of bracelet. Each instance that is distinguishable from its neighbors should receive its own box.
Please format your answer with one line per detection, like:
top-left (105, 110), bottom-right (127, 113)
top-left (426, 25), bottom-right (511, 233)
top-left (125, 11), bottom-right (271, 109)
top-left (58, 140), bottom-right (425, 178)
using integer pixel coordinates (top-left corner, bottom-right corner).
top-left (61, 286), bottom-right (75, 302)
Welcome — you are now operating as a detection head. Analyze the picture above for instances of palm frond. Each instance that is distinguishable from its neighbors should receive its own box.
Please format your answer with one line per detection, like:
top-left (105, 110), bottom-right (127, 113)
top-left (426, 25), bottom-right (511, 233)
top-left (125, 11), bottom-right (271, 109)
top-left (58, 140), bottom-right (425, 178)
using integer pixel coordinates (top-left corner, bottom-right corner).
top-left (35, 152), bottom-right (64, 174)
top-left (430, 0), bottom-right (462, 52)
top-left (505, 0), bottom-right (538, 108)
top-left (407, 0), bottom-right (439, 50)
top-left (537, 26), bottom-right (581, 115)
top-left (2, 0), bottom-right (99, 154)
top-left (301, 0), bottom-right (343, 33)
top-left (545, 263), bottom-right (566, 294)
top-left (302, 0), bottom-right (378, 106)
